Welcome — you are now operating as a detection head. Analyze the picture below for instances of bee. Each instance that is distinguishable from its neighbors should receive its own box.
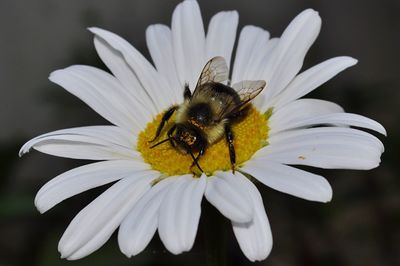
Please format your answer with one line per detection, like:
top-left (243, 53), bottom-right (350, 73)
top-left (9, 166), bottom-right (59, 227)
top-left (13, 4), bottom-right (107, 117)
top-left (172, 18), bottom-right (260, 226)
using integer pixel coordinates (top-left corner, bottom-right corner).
top-left (150, 56), bottom-right (266, 173)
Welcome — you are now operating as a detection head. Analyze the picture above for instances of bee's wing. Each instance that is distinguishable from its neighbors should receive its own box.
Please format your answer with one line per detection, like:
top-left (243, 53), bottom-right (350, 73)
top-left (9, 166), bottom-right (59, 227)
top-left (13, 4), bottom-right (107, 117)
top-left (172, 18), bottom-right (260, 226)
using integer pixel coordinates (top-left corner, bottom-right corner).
top-left (232, 80), bottom-right (266, 106)
top-left (192, 56), bottom-right (229, 97)
top-left (217, 80), bottom-right (266, 120)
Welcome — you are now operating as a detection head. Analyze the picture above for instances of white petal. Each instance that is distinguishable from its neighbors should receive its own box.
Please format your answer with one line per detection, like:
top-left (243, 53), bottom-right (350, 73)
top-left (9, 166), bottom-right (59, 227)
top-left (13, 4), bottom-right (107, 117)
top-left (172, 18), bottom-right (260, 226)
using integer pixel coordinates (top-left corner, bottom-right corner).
top-left (205, 171), bottom-right (253, 223)
top-left (58, 172), bottom-right (157, 260)
top-left (35, 160), bottom-right (150, 213)
top-left (269, 99), bottom-right (344, 135)
top-left (261, 9), bottom-right (321, 104)
top-left (242, 159), bottom-right (332, 202)
top-left (271, 56), bottom-right (358, 109)
top-left (206, 11), bottom-right (239, 69)
top-left (19, 126), bottom-right (139, 160)
top-left (272, 112), bottom-right (387, 136)
top-left (267, 127), bottom-right (384, 152)
top-left (247, 37), bottom-right (279, 110)
top-left (89, 27), bottom-right (174, 111)
top-left (158, 174), bottom-right (206, 254)
top-left (257, 127), bottom-right (384, 170)
top-left (49, 66), bottom-right (145, 133)
top-left (119, 177), bottom-right (176, 257)
top-left (93, 35), bottom-right (157, 116)
top-left (232, 176), bottom-right (272, 262)
top-left (171, 0), bottom-right (206, 89)
top-left (231, 26), bottom-right (270, 83)
top-left (146, 24), bottom-right (182, 103)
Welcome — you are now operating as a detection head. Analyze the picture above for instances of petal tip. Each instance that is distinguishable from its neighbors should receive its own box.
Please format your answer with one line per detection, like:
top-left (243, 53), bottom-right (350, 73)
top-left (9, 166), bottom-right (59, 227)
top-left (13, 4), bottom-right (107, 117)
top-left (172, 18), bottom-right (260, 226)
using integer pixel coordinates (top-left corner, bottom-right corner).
top-left (229, 10), bottom-right (239, 17)
top-left (87, 27), bottom-right (112, 39)
top-left (218, 10), bottom-right (239, 19)
top-left (236, 212), bottom-right (254, 223)
top-left (344, 56), bottom-right (358, 66)
top-left (318, 179), bottom-right (333, 203)
top-left (145, 23), bottom-right (168, 34)
top-left (320, 189), bottom-right (333, 203)
top-left (120, 248), bottom-right (133, 259)
top-left (18, 146), bottom-right (28, 157)
top-left (87, 26), bottom-right (101, 34)
top-left (322, 195), bottom-right (333, 203)
top-left (48, 69), bottom-right (64, 82)
top-left (118, 232), bottom-right (136, 258)
top-left (58, 246), bottom-right (70, 260)
top-left (34, 196), bottom-right (48, 214)
top-left (379, 125), bottom-right (387, 136)
top-left (299, 8), bottom-right (320, 19)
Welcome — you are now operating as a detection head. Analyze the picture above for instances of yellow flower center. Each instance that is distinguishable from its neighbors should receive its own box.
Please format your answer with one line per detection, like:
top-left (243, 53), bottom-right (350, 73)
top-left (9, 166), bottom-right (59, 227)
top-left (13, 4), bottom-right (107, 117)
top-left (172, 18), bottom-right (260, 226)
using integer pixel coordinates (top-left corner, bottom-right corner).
top-left (137, 105), bottom-right (270, 176)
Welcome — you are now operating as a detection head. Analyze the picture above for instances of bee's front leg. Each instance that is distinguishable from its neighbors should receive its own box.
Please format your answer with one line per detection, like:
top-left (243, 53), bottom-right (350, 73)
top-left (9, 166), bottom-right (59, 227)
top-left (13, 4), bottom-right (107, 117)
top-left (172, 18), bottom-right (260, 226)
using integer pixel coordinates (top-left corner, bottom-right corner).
top-left (149, 105), bottom-right (177, 142)
top-left (167, 124), bottom-right (177, 147)
top-left (224, 124), bottom-right (236, 173)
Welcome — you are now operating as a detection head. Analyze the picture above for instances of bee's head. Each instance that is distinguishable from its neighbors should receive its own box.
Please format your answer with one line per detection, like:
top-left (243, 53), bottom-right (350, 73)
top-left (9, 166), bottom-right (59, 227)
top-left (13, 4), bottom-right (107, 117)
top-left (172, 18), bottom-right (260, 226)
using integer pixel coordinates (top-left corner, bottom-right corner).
top-left (173, 124), bottom-right (204, 153)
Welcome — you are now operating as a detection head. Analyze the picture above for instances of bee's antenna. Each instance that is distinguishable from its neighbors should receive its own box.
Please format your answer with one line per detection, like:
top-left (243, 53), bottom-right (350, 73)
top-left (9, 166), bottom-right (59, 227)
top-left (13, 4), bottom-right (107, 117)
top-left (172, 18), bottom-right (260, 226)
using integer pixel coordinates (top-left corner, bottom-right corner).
top-left (149, 138), bottom-right (171, 149)
top-left (189, 151), bottom-right (203, 172)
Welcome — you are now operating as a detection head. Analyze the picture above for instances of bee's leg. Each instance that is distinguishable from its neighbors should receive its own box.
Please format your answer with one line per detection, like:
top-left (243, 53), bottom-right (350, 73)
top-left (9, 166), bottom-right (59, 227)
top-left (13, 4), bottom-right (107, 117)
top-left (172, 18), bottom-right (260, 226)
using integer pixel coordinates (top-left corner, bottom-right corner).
top-left (167, 124), bottom-right (177, 147)
top-left (149, 105), bottom-right (177, 142)
top-left (150, 124), bottom-right (177, 149)
top-left (184, 83), bottom-right (192, 100)
top-left (224, 125), bottom-right (236, 173)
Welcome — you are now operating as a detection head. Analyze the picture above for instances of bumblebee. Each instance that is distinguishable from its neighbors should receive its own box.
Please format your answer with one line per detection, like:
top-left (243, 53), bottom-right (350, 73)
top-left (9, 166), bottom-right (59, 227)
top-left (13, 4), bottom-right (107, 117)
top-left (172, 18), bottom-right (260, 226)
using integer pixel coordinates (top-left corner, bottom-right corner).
top-left (150, 56), bottom-right (266, 173)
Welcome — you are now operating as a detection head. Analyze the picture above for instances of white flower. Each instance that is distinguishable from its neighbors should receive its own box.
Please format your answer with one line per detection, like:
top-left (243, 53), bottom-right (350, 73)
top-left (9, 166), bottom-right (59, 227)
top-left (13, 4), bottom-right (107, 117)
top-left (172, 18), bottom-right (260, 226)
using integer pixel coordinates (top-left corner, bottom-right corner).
top-left (20, 0), bottom-right (386, 262)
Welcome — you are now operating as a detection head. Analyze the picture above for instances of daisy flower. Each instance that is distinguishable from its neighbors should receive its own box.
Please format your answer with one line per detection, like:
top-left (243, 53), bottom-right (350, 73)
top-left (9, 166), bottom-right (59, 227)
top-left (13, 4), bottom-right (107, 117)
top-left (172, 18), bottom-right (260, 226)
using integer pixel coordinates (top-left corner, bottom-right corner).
top-left (20, 0), bottom-right (386, 262)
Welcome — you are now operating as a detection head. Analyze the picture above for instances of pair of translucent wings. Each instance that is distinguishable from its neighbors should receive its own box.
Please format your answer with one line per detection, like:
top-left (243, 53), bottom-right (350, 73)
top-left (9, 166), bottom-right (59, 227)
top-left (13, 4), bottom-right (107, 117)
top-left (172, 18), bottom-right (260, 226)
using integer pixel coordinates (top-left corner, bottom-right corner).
top-left (193, 56), bottom-right (267, 118)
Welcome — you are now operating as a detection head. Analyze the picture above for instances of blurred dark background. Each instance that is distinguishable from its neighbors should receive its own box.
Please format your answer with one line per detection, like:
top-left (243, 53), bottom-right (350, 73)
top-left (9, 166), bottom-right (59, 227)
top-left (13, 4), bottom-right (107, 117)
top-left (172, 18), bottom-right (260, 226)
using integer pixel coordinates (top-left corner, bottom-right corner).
top-left (0, 0), bottom-right (399, 265)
